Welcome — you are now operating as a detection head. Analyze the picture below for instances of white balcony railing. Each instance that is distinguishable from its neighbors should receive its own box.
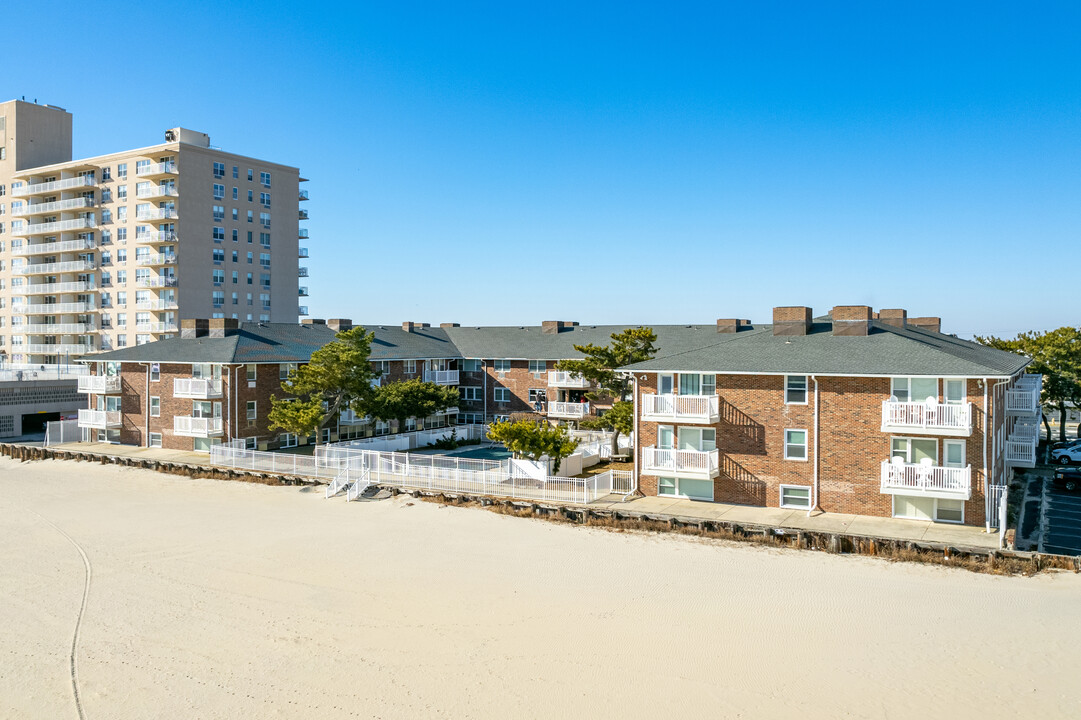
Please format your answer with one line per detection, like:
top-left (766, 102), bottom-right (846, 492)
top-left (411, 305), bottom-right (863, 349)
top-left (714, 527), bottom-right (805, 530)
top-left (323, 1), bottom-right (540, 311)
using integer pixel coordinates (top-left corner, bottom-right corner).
top-left (641, 446), bottom-right (721, 479)
top-left (78, 408), bottom-right (122, 429)
top-left (136, 185), bottom-right (179, 199)
top-left (12, 175), bottom-right (96, 197)
top-left (640, 393), bottom-right (720, 424)
top-left (136, 230), bottom-right (178, 244)
top-left (136, 276), bottom-right (178, 288)
top-left (136, 253), bottom-right (177, 266)
top-left (547, 401), bottom-right (590, 418)
top-left (547, 371), bottom-right (590, 388)
top-left (424, 369), bottom-right (460, 385)
top-left (879, 460), bottom-right (972, 500)
top-left (18, 237), bottom-right (95, 255)
top-left (78, 375), bottom-right (121, 394)
top-left (174, 416), bottom-right (224, 437)
top-left (16, 259), bottom-right (96, 275)
top-left (135, 322), bottom-right (178, 334)
top-left (1005, 437), bottom-right (1037, 468)
top-left (1006, 375), bottom-right (1041, 416)
top-left (135, 207), bottom-right (178, 221)
top-left (135, 299), bottom-right (178, 311)
top-left (21, 218), bottom-right (97, 236)
top-left (135, 162), bottom-right (177, 177)
top-left (24, 343), bottom-right (92, 354)
top-left (881, 400), bottom-right (973, 436)
top-left (15, 301), bottom-right (96, 314)
top-left (24, 281), bottom-right (94, 294)
top-left (12, 197), bottom-right (96, 216)
top-left (173, 378), bottom-right (223, 399)
top-left (27, 323), bottom-right (94, 334)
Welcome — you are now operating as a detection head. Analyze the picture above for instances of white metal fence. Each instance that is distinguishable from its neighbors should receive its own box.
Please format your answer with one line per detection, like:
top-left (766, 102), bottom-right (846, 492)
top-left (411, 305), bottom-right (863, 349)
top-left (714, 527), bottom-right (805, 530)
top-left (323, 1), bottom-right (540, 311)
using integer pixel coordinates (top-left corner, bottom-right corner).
top-left (330, 424), bottom-right (488, 453)
top-left (44, 419), bottom-right (86, 446)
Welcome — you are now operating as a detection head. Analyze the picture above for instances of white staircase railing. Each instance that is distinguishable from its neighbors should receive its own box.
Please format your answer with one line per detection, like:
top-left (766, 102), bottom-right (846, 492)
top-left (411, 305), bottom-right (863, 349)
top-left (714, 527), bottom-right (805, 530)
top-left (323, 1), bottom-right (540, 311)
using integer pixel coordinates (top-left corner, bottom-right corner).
top-left (346, 467), bottom-right (373, 501)
top-left (325, 467), bottom-right (352, 498)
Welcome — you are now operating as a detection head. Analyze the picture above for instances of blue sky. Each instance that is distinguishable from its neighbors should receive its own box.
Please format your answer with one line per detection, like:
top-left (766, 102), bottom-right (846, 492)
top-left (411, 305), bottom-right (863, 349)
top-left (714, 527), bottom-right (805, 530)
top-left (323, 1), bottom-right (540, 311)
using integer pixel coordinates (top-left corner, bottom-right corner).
top-left (8, 1), bottom-right (1079, 336)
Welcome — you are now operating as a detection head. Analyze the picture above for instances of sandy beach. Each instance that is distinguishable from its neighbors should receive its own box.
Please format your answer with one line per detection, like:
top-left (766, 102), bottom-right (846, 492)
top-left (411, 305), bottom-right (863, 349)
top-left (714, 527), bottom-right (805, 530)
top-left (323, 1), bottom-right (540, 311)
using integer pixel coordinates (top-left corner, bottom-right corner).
top-left (1, 455), bottom-right (1079, 719)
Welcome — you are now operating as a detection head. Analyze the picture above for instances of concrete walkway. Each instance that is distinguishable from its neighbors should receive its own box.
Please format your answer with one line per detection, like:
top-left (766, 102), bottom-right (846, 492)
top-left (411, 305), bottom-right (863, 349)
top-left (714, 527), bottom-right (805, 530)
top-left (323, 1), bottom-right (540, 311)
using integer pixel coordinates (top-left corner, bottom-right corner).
top-left (589, 495), bottom-right (1001, 550)
top-left (50, 442), bottom-right (212, 467)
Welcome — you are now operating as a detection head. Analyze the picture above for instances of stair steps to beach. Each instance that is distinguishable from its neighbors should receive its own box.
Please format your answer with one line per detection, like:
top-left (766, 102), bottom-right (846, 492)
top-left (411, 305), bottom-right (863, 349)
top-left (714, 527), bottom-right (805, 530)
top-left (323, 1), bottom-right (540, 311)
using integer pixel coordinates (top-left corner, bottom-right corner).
top-left (345, 468), bottom-right (372, 502)
top-left (325, 467), bottom-right (352, 499)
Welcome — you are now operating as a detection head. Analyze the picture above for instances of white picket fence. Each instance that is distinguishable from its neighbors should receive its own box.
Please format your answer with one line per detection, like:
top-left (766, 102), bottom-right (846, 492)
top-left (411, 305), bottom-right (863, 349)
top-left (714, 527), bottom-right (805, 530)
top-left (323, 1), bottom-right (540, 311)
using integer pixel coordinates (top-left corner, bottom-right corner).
top-left (209, 441), bottom-right (636, 504)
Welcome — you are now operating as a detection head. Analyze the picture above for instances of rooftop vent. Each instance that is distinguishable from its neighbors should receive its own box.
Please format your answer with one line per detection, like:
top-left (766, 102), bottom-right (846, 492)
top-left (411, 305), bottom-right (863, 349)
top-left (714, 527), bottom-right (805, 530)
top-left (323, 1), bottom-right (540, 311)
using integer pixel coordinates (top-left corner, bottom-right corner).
top-left (326, 318), bottom-right (352, 332)
top-left (402, 321), bottom-right (431, 333)
top-left (541, 320), bottom-right (578, 335)
top-left (772, 307), bottom-right (812, 336)
top-left (716, 318), bottom-right (751, 334)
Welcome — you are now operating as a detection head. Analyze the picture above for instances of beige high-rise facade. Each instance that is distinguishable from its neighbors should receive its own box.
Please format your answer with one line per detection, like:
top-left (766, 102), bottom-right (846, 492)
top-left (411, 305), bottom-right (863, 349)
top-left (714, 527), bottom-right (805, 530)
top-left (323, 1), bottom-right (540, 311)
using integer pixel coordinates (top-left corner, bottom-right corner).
top-left (0, 99), bottom-right (309, 368)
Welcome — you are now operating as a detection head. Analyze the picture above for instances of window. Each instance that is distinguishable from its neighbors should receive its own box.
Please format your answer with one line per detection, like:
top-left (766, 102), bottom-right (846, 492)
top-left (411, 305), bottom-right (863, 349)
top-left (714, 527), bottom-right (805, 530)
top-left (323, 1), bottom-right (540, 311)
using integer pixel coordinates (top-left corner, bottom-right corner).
top-left (231, 271), bottom-right (239, 284)
top-left (148, 432), bottom-right (162, 448)
top-left (246, 401), bottom-right (257, 421)
top-left (232, 292), bottom-right (239, 305)
top-left (232, 166), bottom-right (239, 179)
top-left (260, 232), bottom-right (270, 247)
top-left (247, 169), bottom-right (254, 181)
top-left (460, 386), bottom-right (483, 402)
top-left (260, 293), bottom-right (270, 308)
top-left (116, 248), bottom-right (127, 263)
top-left (528, 360), bottom-right (545, 376)
top-left (403, 359), bottom-right (416, 374)
top-left (117, 334), bottom-right (127, 348)
top-left (247, 210), bottom-right (253, 223)
top-left (260, 192), bottom-right (271, 207)
top-left (780, 485), bottom-right (812, 509)
top-left (150, 397), bottom-right (160, 417)
top-left (679, 373), bottom-right (715, 396)
top-left (212, 270), bottom-right (225, 285)
top-left (213, 162), bottom-right (226, 178)
top-left (494, 387), bottom-right (510, 403)
top-left (117, 227), bottom-right (127, 242)
top-left (494, 359), bottom-right (511, 373)
top-left (785, 375), bottom-right (808, 404)
top-left (944, 379), bottom-right (965, 405)
top-left (259, 212), bottom-right (270, 227)
top-left (893, 496), bottom-right (964, 524)
top-left (461, 359), bottom-right (482, 373)
top-left (117, 163), bottom-right (127, 179)
top-left (232, 186), bottom-right (239, 200)
top-left (213, 227), bottom-right (225, 241)
top-left (150, 363), bottom-right (160, 381)
top-left (213, 248), bottom-right (225, 263)
top-left (212, 291), bottom-right (225, 307)
top-left (784, 429), bottom-right (807, 460)
top-left (232, 208), bottom-right (238, 221)
top-left (280, 363), bottom-right (298, 380)
top-left (246, 365), bottom-right (256, 385)
top-left (247, 190), bottom-right (253, 202)
top-left (891, 377), bottom-right (938, 404)
top-left (260, 273), bottom-right (270, 288)
top-left (528, 388), bottom-right (548, 405)
top-left (259, 253), bottom-right (270, 266)
top-left (260, 171), bottom-right (271, 187)
top-left (213, 205), bottom-right (224, 222)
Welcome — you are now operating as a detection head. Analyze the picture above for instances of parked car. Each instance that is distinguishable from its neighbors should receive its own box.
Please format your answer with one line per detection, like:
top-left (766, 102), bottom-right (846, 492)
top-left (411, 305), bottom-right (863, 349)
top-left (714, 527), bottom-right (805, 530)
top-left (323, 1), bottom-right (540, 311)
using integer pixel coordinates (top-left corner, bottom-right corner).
top-left (1051, 438), bottom-right (1081, 451)
top-left (1053, 467), bottom-right (1081, 492)
top-left (1052, 445), bottom-right (1081, 465)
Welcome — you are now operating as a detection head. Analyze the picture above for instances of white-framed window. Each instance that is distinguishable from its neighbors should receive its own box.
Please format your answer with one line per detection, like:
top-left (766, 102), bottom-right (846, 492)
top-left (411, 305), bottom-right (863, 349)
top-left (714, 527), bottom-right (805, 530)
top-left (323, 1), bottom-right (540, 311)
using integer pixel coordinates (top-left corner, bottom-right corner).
top-left (246, 365), bottom-right (256, 385)
top-left (678, 373), bottom-right (715, 396)
top-left (148, 432), bottom-right (162, 448)
top-left (403, 359), bottom-right (416, 374)
top-left (260, 171), bottom-right (271, 187)
top-left (528, 360), bottom-right (545, 376)
top-left (890, 377), bottom-right (938, 404)
top-left (943, 439), bottom-right (966, 468)
top-left (461, 359), bottom-right (482, 372)
top-left (528, 388), bottom-right (547, 405)
top-left (149, 396), bottom-right (161, 417)
top-left (213, 162), bottom-right (226, 178)
top-left (150, 363), bottom-right (159, 381)
top-left (244, 437), bottom-right (257, 449)
top-left (943, 378), bottom-right (965, 405)
top-left (494, 387), bottom-right (510, 403)
top-left (493, 359), bottom-right (511, 374)
top-left (657, 477), bottom-right (713, 501)
top-left (460, 386), bottom-right (483, 402)
top-left (279, 363), bottom-right (298, 380)
top-left (785, 375), bottom-right (808, 404)
top-left (780, 485), bottom-right (812, 509)
top-left (246, 401), bottom-right (257, 421)
top-left (373, 360), bottom-right (390, 376)
top-left (279, 433), bottom-right (298, 448)
top-left (890, 437), bottom-right (937, 465)
top-left (893, 495), bottom-right (964, 524)
top-left (784, 429), bottom-right (808, 460)
top-left (213, 183), bottom-right (225, 200)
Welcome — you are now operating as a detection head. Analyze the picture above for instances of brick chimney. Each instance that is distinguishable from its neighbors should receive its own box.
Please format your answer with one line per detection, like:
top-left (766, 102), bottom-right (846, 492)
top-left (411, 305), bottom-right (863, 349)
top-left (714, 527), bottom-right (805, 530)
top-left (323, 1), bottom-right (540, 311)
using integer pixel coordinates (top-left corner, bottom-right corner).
top-left (439, 322), bottom-right (460, 329)
top-left (772, 307), bottom-right (812, 336)
top-left (909, 317), bottom-right (942, 333)
top-left (326, 318), bottom-right (352, 332)
top-left (180, 318), bottom-right (209, 339)
top-left (207, 318), bottom-right (240, 338)
top-left (831, 305), bottom-right (873, 336)
top-left (878, 308), bottom-right (907, 329)
top-left (541, 320), bottom-right (578, 334)
top-left (716, 318), bottom-right (751, 334)
top-left (402, 321), bottom-right (431, 333)
top-left (302, 318), bottom-right (326, 326)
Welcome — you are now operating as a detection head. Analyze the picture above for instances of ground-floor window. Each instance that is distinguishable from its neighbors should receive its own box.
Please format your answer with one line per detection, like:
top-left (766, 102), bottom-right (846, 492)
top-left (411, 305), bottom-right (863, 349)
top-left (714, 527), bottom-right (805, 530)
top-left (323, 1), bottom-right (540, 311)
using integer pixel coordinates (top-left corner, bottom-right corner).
top-left (148, 432), bottom-right (162, 448)
top-left (193, 437), bottom-right (221, 453)
top-left (97, 429), bottom-right (121, 443)
top-left (893, 495), bottom-right (964, 524)
top-left (780, 485), bottom-right (812, 509)
top-left (657, 476), bottom-right (714, 501)
top-left (457, 413), bottom-right (483, 425)
top-left (244, 437), bottom-right (257, 450)
top-left (280, 433), bottom-right (298, 448)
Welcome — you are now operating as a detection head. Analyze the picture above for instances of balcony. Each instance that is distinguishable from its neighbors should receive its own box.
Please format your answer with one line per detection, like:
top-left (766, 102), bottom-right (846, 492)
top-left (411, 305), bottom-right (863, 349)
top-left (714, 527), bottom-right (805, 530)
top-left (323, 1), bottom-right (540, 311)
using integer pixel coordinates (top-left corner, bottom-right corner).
top-left (299, 190), bottom-right (310, 201)
top-left (19, 237), bottom-right (95, 256)
top-left (136, 322), bottom-right (179, 334)
top-left (879, 459), bottom-right (972, 500)
top-left (78, 408), bottom-right (122, 429)
top-left (174, 416), bottom-right (224, 437)
top-left (548, 371), bottom-right (590, 388)
top-left (640, 393), bottom-right (720, 424)
top-left (298, 209), bottom-right (309, 220)
top-left (173, 378), bottom-right (223, 399)
top-left (17, 259), bottom-right (96, 275)
top-left (299, 247), bottom-right (309, 258)
top-left (1006, 374), bottom-right (1042, 416)
top-left (15, 301), bottom-right (96, 314)
top-left (21, 218), bottom-right (97, 236)
top-left (298, 305), bottom-right (309, 316)
top-left (13, 197), bottom-right (96, 216)
top-left (135, 162), bottom-right (178, 178)
top-left (298, 267), bottom-right (309, 277)
top-left (1005, 437), bottom-right (1037, 468)
top-left (136, 276), bottom-right (178, 288)
top-left (135, 207), bottom-right (178, 222)
top-left (298, 286), bottom-right (309, 297)
top-left (25, 343), bottom-right (92, 354)
top-left (137, 230), bottom-right (179, 244)
top-left (13, 175), bottom-right (96, 197)
top-left (27, 323), bottom-right (94, 334)
top-left (78, 375), bottom-right (121, 394)
top-left (298, 229), bottom-right (309, 239)
top-left (424, 369), bottom-right (460, 385)
top-left (135, 299), bottom-right (179, 311)
top-left (136, 185), bottom-right (179, 200)
top-left (25, 281), bottom-right (95, 295)
top-left (547, 401), bottom-right (590, 419)
top-left (136, 253), bottom-right (177, 266)
top-left (881, 400), bottom-right (973, 437)
top-left (641, 446), bottom-right (720, 480)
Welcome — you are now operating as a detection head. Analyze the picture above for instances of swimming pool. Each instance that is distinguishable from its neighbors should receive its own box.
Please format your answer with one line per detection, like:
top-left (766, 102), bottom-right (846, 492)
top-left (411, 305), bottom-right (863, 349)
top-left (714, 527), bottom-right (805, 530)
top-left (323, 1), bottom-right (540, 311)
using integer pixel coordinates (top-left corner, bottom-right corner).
top-left (449, 445), bottom-right (513, 461)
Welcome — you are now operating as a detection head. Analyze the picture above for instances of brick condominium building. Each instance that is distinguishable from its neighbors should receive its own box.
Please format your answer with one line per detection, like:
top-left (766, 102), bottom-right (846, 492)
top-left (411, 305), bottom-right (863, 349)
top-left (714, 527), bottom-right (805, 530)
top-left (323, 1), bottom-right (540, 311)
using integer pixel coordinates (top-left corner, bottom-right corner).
top-left (76, 307), bottom-right (1038, 528)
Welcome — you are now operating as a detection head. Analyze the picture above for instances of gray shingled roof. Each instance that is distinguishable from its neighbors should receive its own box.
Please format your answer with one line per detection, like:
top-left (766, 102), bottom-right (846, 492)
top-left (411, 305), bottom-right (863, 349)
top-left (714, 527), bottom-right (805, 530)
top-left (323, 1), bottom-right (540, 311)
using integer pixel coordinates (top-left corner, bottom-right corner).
top-left (621, 321), bottom-right (1029, 377)
top-left (82, 319), bottom-right (1029, 378)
